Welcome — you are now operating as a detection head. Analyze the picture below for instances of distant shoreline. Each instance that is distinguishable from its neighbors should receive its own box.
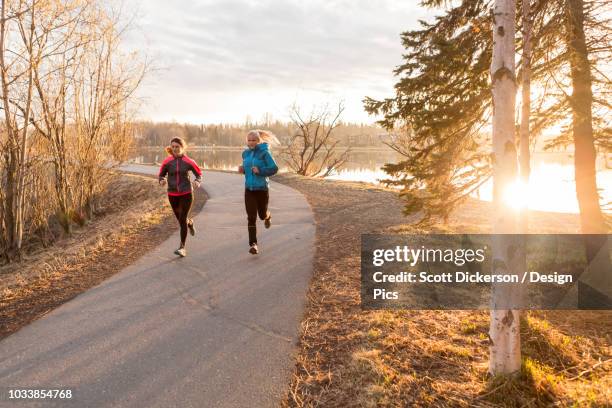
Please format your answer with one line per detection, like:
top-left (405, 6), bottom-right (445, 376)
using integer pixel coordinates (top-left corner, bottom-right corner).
top-left (137, 145), bottom-right (611, 158)
top-left (139, 145), bottom-right (396, 152)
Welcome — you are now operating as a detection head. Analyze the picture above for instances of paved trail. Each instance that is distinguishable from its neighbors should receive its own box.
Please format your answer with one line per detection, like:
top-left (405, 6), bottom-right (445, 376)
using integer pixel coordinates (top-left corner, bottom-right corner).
top-left (0, 166), bottom-right (315, 407)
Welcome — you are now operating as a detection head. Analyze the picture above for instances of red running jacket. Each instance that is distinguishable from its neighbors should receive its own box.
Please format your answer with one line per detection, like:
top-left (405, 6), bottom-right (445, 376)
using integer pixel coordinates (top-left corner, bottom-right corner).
top-left (158, 155), bottom-right (203, 196)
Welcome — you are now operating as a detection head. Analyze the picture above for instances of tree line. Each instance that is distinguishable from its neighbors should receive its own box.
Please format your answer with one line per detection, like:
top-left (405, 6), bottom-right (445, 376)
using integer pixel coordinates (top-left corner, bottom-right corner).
top-left (133, 117), bottom-right (386, 149)
top-left (0, 0), bottom-right (147, 262)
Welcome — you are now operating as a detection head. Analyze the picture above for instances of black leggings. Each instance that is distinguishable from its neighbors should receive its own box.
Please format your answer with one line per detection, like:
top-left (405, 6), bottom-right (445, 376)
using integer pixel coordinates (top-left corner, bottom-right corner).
top-left (169, 193), bottom-right (193, 247)
top-left (245, 189), bottom-right (270, 245)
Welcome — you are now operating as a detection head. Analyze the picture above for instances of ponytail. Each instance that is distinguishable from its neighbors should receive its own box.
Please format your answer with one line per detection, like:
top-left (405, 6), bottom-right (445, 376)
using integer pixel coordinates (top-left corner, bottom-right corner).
top-left (249, 129), bottom-right (280, 146)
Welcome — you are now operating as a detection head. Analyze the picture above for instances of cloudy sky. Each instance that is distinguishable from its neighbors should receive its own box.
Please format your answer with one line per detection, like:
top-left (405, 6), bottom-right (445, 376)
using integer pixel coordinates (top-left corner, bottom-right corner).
top-left (125, 1), bottom-right (434, 124)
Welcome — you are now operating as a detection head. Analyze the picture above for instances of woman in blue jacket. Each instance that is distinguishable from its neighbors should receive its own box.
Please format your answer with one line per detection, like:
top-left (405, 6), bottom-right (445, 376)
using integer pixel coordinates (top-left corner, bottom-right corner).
top-left (238, 130), bottom-right (279, 254)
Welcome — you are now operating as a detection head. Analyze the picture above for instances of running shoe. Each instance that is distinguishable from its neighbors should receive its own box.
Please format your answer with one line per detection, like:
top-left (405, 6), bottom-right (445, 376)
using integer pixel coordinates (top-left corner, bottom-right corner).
top-left (188, 219), bottom-right (196, 236)
top-left (264, 214), bottom-right (271, 229)
top-left (175, 247), bottom-right (187, 257)
top-left (249, 244), bottom-right (258, 255)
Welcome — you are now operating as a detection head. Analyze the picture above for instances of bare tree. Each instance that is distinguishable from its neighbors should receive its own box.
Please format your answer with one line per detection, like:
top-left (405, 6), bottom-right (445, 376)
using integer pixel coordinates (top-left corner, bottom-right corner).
top-left (0, 0), bottom-right (39, 260)
top-left (0, 0), bottom-right (146, 260)
top-left (25, 0), bottom-right (94, 232)
top-left (72, 5), bottom-right (147, 219)
top-left (282, 102), bottom-right (350, 177)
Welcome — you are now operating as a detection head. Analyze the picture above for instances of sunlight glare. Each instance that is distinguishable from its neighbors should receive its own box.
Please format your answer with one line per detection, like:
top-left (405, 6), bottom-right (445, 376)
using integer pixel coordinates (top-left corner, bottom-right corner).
top-left (504, 180), bottom-right (530, 210)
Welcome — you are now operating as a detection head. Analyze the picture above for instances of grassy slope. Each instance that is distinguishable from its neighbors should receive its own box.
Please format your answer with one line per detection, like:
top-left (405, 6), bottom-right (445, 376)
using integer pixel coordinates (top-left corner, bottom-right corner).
top-left (274, 173), bottom-right (610, 407)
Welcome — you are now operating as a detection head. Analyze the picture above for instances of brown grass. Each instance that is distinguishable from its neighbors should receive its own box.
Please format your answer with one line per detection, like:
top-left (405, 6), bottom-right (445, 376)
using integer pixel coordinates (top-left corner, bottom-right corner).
top-left (274, 173), bottom-right (610, 408)
top-left (0, 172), bottom-right (207, 340)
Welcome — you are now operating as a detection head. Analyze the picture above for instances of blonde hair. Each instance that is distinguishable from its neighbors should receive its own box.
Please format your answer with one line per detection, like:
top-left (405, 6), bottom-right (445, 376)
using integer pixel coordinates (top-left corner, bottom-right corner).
top-left (247, 129), bottom-right (280, 146)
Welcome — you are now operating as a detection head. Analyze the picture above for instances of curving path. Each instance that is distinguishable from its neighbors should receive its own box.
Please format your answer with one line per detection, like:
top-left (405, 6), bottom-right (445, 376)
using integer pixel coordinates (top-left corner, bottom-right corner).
top-left (0, 166), bottom-right (315, 407)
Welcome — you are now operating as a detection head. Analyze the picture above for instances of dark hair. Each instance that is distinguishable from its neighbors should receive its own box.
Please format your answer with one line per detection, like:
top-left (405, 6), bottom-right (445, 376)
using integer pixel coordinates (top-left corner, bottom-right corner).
top-left (170, 137), bottom-right (186, 148)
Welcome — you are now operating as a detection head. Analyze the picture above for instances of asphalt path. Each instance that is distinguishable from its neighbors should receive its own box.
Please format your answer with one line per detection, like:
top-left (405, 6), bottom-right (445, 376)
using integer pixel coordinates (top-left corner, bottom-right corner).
top-left (0, 165), bottom-right (315, 407)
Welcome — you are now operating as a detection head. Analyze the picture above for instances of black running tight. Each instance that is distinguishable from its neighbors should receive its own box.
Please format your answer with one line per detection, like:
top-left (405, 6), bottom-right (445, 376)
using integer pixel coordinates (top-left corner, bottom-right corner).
top-left (168, 193), bottom-right (193, 247)
top-left (244, 189), bottom-right (269, 246)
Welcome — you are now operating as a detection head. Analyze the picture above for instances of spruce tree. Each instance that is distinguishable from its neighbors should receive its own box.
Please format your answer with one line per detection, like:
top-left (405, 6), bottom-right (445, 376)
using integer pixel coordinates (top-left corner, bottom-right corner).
top-left (364, 0), bottom-right (493, 227)
top-left (364, 0), bottom-right (610, 228)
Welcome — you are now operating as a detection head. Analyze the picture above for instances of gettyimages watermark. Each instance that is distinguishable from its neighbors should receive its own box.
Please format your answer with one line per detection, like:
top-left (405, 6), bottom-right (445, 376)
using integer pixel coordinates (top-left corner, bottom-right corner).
top-left (361, 234), bottom-right (611, 310)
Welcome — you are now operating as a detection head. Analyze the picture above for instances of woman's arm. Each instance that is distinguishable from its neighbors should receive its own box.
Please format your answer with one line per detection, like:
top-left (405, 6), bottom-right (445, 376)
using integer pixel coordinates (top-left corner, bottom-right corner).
top-left (257, 151), bottom-right (278, 177)
top-left (158, 161), bottom-right (169, 185)
top-left (183, 157), bottom-right (203, 183)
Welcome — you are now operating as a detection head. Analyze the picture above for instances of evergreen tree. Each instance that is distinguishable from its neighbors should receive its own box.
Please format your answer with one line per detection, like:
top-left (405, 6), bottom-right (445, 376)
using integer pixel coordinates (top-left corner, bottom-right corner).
top-left (364, 0), bottom-right (611, 228)
top-left (364, 0), bottom-right (493, 227)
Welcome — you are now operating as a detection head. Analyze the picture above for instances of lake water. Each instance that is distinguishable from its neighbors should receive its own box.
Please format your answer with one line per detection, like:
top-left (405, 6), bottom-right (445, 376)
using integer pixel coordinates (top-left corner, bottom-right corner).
top-left (131, 147), bottom-right (611, 214)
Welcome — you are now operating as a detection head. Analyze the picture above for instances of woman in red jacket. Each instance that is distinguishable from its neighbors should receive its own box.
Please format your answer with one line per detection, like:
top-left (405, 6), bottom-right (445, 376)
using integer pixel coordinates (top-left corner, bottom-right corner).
top-left (158, 137), bottom-right (202, 257)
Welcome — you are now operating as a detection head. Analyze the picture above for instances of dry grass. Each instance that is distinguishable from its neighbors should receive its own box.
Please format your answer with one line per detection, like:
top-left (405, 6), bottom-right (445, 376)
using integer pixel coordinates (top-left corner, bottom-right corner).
top-left (274, 173), bottom-right (610, 408)
top-left (0, 172), bottom-right (206, 340)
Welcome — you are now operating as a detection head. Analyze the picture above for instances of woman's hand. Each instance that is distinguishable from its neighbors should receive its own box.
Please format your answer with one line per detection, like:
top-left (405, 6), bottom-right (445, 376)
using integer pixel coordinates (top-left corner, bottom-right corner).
top-left (159, 178), bottom-right (166, 186)
top-left (251, 166), bottom-right (260, 174)
top-left (193, 180), bottom-right (201, 189)
top-left (238, 165), bottom-right (244, 174)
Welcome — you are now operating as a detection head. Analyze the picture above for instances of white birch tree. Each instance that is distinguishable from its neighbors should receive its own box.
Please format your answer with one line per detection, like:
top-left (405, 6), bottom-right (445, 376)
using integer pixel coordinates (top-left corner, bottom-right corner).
top-left (489, 0), bottom-right (522, 375)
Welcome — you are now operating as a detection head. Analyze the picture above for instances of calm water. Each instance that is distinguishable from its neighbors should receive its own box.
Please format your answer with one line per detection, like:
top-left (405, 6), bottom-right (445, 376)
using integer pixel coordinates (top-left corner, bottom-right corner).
top-left (131, 147), bottom-right (611, 214)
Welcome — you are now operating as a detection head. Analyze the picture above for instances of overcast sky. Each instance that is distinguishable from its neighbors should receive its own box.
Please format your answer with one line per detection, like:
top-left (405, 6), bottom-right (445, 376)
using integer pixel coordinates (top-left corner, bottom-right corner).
top-left (125, 1), bottom-right (433, 124)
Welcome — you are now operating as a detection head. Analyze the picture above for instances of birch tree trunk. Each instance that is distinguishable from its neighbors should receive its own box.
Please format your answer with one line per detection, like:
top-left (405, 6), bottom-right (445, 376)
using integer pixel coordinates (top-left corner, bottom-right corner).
top-left (489, 0), bottom-right (521, 376)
